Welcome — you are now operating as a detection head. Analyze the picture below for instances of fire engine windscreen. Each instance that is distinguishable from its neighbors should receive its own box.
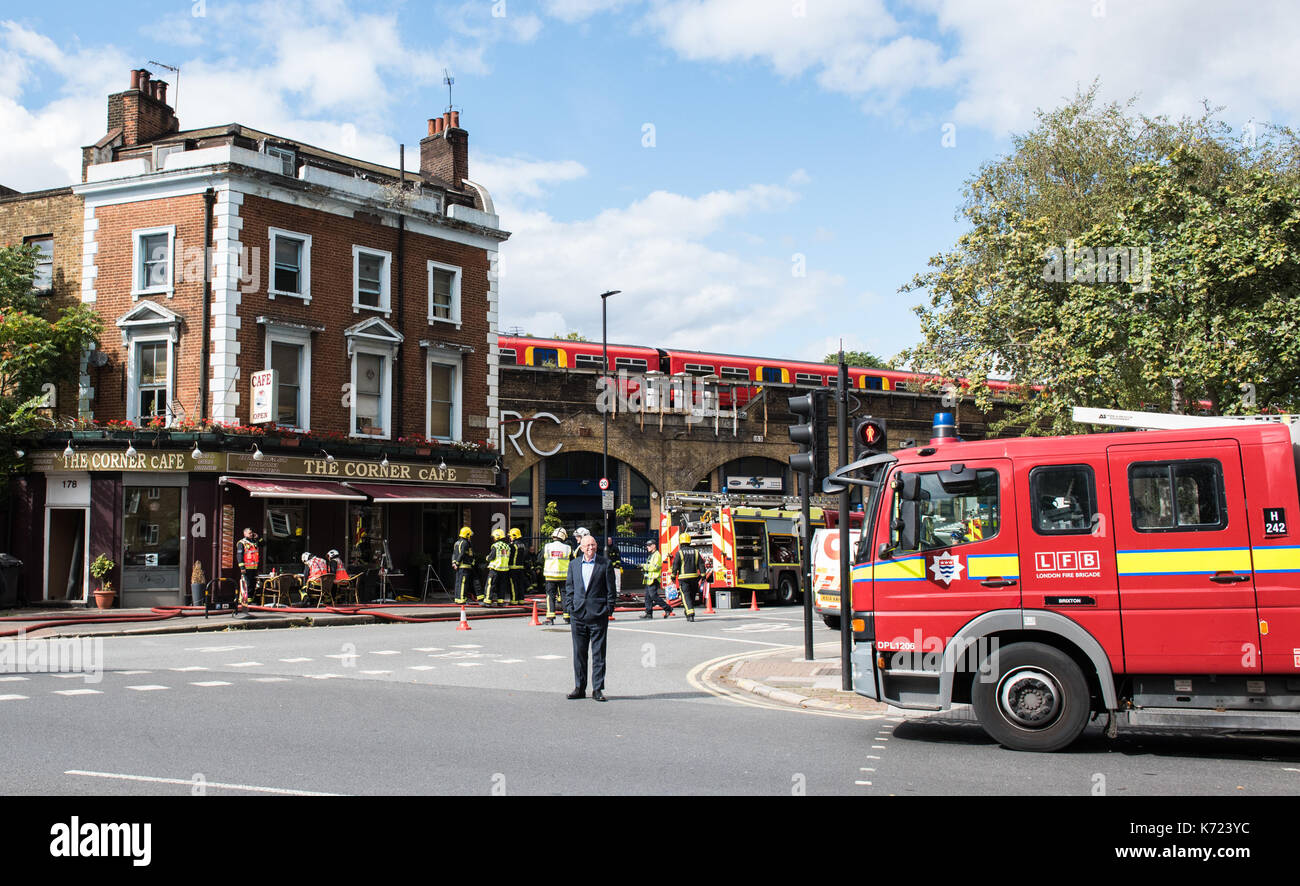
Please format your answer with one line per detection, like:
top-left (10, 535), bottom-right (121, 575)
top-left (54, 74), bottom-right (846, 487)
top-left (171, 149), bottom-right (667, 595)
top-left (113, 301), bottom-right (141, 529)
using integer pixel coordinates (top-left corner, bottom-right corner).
top-left (890, 469), bottom-right (999, 553)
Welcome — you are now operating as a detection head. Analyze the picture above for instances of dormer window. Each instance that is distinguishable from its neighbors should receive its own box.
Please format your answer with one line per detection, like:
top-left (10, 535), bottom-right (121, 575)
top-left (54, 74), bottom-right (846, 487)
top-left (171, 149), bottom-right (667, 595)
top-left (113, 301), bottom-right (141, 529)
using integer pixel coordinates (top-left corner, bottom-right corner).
top-left (265, 144), bottom-right (297, 177)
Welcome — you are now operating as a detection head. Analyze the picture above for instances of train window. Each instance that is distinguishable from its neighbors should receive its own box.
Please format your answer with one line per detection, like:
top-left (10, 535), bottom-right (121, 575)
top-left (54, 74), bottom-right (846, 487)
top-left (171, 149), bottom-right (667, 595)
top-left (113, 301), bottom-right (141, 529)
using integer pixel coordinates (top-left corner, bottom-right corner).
top-left (1030, 465), bottom-right (1097, 535)
top-left (684, 363), bottom-right (715, 376)
top-left (532, 348), bottom-right (559, 366)
top-left (893, 381), bottom-right (912, 392)
top-left (760, 367), bottom-right (783, 383)
top-left (499, 348), bottom-right (517, 365)
top-left (1128, 460), bottom-right (1227, 532)
top-left (862, 376), bottom-right (882, 390)
top-left (615, 357), bottom-right (649, 372)
top-left (720, 366), bottom-right (750, 382)
top-left (795, 372), bottom-right (825, 386)
top-left (574, 354), bottom-right (604, 369)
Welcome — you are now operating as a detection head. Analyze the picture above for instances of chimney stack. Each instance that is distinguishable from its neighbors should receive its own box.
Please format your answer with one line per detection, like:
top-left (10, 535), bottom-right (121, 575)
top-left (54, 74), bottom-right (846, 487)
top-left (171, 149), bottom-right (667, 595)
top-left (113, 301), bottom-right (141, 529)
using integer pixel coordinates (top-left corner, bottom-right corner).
top-left (420, 110), bottom-right (468, 188)
top-left (107, 67), bottom-right (180, 147)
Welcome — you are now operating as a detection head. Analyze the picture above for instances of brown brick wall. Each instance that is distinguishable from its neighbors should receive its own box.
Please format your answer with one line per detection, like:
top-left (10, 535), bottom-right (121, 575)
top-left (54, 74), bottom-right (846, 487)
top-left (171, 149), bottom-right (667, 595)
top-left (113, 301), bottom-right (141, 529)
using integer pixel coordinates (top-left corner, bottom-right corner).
top-left (228, 193), bottom-right (492, 439)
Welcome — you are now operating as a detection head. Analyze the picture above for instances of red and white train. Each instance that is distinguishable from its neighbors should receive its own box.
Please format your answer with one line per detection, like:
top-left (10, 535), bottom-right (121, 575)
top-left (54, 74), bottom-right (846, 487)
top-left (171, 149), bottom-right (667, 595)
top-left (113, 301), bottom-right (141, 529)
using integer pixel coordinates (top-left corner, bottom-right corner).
top-left (497, 335), bottom-right (1027, 407)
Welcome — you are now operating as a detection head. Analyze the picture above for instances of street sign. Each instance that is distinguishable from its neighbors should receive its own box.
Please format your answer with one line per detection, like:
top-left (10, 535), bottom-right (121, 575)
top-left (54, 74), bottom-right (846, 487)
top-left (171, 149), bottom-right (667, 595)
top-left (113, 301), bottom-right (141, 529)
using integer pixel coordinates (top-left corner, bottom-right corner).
top-left (598, 477), bottom-right (610, 491)
top-left (602, 490), bottom-right (615, 511)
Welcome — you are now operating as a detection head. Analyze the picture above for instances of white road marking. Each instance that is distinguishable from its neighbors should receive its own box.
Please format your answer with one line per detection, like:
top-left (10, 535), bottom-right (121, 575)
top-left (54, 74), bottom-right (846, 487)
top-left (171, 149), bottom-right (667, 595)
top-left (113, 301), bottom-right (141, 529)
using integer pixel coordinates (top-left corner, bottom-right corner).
top-left (119, 670), bottom-right (152, 675)
top-left (865, 755), bottom-right (881, 760)
top-left (187, 645), bottom-right (254, 653)
top-left (455, 662), bottom-right (483, 668)
top-left (855, 780), bottom-right (873, 786)
top-left (250, 677), bottom-right (291, 683)
top-left (0, 676), bottom-right (29, 682)
top-left (497, 659), bottom-right (524, 664)
top-left (534, 655), bottom-right (565, 661)
top-left (170, 666), bottom-right (207, 672)
top-left (360, 670), bottom-right (391, 675)
top-left (407, 666), bottom-right (435, 671)
top-left (871, 745), bottom-right (886, 749)
top-left (860, 768), bottom-right (875, 773)
top-left (369, 651), bottom-right (400, 655)
top-left (325, 654), bottom-right (357, 660)
top-left (279, 658), bottom-right (312, 663)
top-left (451, 644), bottom-right (483, 649)
top-left (126, 685), bottom-right (169, 691)
top-left (412, 647), bottom-right (442, 652)
top-left (54, 689), bottom-right (101, 696)
top-left (226, 662), bottom-right (263, 668)
top-left (0, 694), bottom-right (28, 701)
top-left (609, 626), bottom-right (789, 647)
top-left (50, 673), bottom-right (83, 679)
top-left (64, 770), bottom-right (340, 796)
top-left (192, 681), bottom-right (231, 687)
top-left (303, 674), bottom-right (342, 680)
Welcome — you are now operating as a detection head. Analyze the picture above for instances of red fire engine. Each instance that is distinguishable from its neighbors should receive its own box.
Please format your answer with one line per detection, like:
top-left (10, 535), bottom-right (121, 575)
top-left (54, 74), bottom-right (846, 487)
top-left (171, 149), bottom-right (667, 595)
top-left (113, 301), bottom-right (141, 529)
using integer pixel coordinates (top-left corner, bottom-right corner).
top-left (842, 408), bottom-right (1300, 751)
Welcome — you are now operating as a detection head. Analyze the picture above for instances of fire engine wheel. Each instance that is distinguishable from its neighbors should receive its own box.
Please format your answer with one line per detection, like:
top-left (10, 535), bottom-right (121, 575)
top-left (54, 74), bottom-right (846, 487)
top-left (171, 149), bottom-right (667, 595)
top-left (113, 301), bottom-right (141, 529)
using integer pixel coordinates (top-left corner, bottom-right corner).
top-left (776, 575), bottom-right (800, 606)
top-left (822, 616), bottom-right (841, 630)
top-left (971, 642), bottom-right (1090, 752)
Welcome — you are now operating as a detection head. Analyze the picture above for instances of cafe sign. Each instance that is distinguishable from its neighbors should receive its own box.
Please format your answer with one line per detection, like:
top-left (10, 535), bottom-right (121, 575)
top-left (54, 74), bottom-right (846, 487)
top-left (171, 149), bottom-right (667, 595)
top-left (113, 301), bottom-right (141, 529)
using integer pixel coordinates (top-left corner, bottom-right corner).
top-left (32, 449), bottom-right (218, 474)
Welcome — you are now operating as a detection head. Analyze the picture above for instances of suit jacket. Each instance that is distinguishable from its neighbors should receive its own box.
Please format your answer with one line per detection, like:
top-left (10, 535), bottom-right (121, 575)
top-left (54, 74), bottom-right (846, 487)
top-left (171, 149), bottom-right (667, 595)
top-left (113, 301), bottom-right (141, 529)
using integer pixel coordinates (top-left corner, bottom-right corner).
top-left (564, 555), bottom-right (617, 623)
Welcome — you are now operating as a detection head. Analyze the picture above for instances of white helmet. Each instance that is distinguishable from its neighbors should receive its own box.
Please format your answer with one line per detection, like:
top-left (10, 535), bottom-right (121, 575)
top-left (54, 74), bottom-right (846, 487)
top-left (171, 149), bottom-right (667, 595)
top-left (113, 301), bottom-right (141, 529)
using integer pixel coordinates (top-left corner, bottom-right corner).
top-left (327, 549), bottom-right (340, 560)
top-left (552, 527), bottom-right (567, 541)
top-left (301, 552), bottom-right (312, 564)
top-left (574, 527), bottom-right (590, 538)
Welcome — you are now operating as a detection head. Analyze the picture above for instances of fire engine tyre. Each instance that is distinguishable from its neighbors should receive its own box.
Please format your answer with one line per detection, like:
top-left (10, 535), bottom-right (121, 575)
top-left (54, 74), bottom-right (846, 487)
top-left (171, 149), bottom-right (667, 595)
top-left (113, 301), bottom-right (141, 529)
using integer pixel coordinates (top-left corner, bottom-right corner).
top-left (776, 575), bottom-right (800, 606)
top-left (971, 642), bottom-right (1090, 753)
top-left (822, 616), bottom-right (841, 630)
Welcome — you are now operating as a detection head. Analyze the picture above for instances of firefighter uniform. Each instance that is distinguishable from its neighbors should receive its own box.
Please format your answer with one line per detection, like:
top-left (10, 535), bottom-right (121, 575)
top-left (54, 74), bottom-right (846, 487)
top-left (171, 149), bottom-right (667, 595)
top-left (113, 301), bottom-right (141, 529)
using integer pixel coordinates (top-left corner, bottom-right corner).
top-left (508, 528), bottom-right (527, 604)
top-left (483, 529), bottom-right (512, 605)
top-left (671, 536), bottom-right (699, 621)
top-left (452, 527), bottom-right (478, 604)
top-left (541, 528), bottom-right (571, 625)
top-left (234, 533), bottom-right (261, 605)
top-left (640, 541), bottom-right (672, 618)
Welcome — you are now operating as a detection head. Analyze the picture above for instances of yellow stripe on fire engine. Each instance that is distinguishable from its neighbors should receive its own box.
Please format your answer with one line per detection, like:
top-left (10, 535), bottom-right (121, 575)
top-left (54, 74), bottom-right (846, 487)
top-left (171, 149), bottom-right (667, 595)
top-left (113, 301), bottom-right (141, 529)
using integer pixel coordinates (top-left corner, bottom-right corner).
top-left (1115, 547), bottom-right (1253, 576)
top-left (868, 557), bottom-right (928, 582)
top-left (967, 554), bottom-right (1019, 579)
top-left (1250, 546), bottom-right (1300, 574)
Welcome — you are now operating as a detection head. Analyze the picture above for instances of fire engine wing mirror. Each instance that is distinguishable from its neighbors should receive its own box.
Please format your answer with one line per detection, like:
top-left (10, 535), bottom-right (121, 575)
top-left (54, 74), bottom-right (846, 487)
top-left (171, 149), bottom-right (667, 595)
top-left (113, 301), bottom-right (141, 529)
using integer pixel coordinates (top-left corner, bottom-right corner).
top-left (895, 501), bottom-right (921, 552)
top-left (892, 472), bottom-right (921, 501)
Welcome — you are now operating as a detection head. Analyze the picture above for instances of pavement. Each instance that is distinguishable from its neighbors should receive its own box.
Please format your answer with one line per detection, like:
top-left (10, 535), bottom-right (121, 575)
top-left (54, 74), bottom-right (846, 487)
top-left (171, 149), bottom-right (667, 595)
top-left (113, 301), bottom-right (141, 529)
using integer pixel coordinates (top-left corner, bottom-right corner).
top-left (0, 596), bottom-right (892, 719)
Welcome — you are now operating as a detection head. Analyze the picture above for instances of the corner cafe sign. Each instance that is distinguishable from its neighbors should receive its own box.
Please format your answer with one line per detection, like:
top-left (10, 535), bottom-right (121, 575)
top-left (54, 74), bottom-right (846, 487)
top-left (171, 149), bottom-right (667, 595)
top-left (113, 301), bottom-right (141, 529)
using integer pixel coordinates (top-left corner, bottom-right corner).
top-left (30, 450), bottom-right (495, 486)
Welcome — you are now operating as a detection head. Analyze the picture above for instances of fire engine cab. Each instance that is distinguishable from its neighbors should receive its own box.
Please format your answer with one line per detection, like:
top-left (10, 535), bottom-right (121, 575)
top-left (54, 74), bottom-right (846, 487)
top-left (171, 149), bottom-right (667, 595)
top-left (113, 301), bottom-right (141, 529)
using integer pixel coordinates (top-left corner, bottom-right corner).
top-left (842, 408), bottom-right (1300, 751)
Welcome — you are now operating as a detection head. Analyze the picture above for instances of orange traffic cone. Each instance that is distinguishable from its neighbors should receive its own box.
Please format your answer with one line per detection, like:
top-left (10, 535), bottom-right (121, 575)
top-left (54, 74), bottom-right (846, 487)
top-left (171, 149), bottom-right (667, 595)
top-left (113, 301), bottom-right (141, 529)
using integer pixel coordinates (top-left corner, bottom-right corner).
top-left (749, 589), bottom-right (760, 612)
top-left (529, 600), bottom-right (541, 626)
top-left (705, 586), bottom-right (715, 615)
top-left (457, 605), bottom-right (471, 631)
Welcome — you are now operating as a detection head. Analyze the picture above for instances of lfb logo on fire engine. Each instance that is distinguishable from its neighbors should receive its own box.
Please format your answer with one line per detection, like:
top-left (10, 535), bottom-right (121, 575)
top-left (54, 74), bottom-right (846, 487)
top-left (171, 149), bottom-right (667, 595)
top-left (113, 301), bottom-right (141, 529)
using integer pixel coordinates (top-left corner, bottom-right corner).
top-left (929, 552), bottom-right (964, 585)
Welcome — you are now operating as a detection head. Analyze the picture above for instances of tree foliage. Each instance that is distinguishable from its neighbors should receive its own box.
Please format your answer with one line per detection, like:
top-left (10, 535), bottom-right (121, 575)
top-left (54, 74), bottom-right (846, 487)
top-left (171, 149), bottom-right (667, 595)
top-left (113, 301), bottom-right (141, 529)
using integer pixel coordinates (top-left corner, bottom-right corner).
top-left (901, 84), bottom-right (1300, 434)
top-left (825, 350), bottom-right (889, 369)
top-left (551, 331), bottom-right (589, 342)
top-left (614, 503), bottom-right (635, 536)
top-left (540, 501), bottom-right (563, 536)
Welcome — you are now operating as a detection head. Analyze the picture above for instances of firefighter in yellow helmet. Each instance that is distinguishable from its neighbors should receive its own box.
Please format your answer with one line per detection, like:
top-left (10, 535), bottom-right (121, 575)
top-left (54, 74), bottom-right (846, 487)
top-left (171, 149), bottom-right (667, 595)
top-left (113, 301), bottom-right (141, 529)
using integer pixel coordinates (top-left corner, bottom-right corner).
top-left (670, 532), bottom-right (699, 622)
top-left (508, 527), bottom-right (527, 604)
top-left (452, 526), bottom-right (479, 604)
top-left (540, 527), bottom-right (571, 625)
top-left (483, 528), bottom-right (512, 606)
top-left (640, 537), bottom-right (672, 619)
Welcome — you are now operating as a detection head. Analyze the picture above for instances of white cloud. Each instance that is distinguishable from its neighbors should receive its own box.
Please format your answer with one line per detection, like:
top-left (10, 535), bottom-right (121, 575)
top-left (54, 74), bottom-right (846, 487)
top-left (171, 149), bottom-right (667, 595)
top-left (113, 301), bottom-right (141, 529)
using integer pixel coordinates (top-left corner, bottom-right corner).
top-left (472, 156), bottom-right (589, 202)
top-left (543, 0), bottom-right (635, 24)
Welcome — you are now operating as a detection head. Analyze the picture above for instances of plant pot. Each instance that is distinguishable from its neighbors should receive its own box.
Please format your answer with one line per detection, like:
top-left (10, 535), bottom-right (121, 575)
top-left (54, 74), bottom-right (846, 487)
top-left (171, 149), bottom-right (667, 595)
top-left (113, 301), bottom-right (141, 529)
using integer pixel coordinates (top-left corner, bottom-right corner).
top-left (190, 582), bottom-right (205, 606)
top-left (93, 590), bottom-right (116, 609)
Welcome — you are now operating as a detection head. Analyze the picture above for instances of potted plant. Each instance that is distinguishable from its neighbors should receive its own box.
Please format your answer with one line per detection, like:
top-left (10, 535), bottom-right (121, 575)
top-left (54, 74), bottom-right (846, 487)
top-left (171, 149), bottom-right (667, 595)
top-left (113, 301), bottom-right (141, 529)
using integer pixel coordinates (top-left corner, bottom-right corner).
top-left (90, 553), bottom-right (116, 609)
top-left (190, 561), bottom-right (206, 606)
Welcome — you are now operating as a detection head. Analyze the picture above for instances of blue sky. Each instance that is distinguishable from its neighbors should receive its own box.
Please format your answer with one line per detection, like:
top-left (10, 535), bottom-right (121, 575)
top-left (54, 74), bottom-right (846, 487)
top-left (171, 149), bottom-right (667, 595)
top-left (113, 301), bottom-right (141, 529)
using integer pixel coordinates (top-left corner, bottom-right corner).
top-left (3, 0), bottom-right (1295, 363)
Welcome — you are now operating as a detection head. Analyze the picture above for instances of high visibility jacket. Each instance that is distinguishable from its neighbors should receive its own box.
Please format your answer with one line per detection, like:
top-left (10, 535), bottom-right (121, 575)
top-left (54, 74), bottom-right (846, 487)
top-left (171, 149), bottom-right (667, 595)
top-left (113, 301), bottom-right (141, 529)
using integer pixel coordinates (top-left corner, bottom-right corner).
top-left (542, 541), bottom-right (570, 581)
top-left (643, 550), bottom-right (663, 584)
top-left (236, 539), bottom-right (260, 570)
top-left (488, 540), bottom-right (512, 572)
top-left (510, 540), bottom-right (527, 570)
top-left (304, 557), bottom-right (328, 584)
top-left (672, 549), bottom-right (700, 580)
top-left (452, 538), bottom-right (474, 570)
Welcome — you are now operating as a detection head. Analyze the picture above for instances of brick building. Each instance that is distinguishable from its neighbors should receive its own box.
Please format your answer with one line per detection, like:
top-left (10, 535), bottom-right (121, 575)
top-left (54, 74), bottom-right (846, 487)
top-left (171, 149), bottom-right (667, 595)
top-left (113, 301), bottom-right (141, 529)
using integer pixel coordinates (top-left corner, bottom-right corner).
top-left (5, 69), bottom-right (512, 607)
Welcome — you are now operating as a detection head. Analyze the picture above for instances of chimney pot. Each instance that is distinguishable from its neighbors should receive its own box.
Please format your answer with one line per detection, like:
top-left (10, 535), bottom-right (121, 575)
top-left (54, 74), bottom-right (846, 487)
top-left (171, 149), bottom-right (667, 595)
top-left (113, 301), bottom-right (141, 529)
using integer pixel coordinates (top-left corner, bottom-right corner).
top-left (157, 81), bottom-right (168, 104)
top-left (450, 110), bottom-right (460, 129)
top-left (443, 111), bottom-right (452, 130)
top-left (427, 118), bottom-right (436, 137)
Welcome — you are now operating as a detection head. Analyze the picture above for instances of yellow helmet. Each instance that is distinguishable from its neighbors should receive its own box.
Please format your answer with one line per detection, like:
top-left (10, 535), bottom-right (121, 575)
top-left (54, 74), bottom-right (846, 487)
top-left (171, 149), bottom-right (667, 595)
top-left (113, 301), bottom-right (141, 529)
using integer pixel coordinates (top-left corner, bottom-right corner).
top-left (492, 528), bottom-right (506, 540)
top-left (459, 526), bottom-right (473, 539)
top-left (680, 533), bottom-right (692, 544)
top-left (508, 528), bottom-right (522, 540)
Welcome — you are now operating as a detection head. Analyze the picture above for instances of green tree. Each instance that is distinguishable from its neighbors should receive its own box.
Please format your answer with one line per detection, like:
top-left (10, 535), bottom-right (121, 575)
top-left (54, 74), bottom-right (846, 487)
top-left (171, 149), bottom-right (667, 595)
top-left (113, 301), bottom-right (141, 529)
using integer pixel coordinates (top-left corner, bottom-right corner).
top-left (825, 350), bottom-right (889, 369)
top-left (540, 501), bottom-right (563, 536)
top-left (551, 331), bottom-right (589, 342)
top-left (614, 503), bottom-right (635, 536)
top-left (901, 85), bottom-right (1300, 434)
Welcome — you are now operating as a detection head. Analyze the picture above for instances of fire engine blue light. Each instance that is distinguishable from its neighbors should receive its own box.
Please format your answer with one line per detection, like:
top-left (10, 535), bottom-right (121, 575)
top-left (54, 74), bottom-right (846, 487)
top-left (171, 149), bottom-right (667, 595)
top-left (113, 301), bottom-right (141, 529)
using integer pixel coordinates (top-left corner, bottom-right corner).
top-left (931, 412), bottom-right (957, 442)
top-left (933, 412), bottom-right (955, 428)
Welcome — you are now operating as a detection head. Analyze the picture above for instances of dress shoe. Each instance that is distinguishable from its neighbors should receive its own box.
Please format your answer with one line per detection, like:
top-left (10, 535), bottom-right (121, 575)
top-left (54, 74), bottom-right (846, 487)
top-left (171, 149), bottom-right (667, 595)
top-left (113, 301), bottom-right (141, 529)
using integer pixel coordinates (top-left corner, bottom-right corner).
top-left (592, 690), bottom-right (607, 702)
top-left (566, 689), bottom-right (586, 700)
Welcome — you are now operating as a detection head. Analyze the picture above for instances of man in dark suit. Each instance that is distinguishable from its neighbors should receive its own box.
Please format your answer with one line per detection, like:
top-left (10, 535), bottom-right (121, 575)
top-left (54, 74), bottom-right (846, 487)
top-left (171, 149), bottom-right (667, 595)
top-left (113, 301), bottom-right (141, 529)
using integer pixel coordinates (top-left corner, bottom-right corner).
top-left (564, 533), bottom-right (617, 702)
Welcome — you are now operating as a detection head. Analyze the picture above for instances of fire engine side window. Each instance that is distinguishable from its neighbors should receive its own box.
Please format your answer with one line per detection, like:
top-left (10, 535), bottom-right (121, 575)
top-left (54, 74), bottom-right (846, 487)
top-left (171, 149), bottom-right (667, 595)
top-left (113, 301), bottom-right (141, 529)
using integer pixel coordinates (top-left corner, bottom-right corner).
top-left (1030, 465), bottom-right (1097, 535)
top-left (1128, 460), bottom-right (1227, 532)
top-left (891, 469), bottom-right (999, 552)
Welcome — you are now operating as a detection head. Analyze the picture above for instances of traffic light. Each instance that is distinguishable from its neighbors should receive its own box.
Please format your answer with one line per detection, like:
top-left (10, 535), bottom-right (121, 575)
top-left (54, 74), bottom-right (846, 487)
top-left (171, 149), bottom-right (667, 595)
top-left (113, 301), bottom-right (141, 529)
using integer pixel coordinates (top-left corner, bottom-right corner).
top-left (789, 390), bottom-right (830, 487)
top-left (853, 416), bottom-right (887, 460)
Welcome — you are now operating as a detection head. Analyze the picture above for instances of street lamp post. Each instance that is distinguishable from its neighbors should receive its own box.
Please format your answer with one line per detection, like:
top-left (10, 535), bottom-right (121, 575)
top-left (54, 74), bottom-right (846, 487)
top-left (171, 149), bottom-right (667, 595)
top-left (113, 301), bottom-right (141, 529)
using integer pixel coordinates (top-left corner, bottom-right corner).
top-left (600, 290), bottom-right (621, 546)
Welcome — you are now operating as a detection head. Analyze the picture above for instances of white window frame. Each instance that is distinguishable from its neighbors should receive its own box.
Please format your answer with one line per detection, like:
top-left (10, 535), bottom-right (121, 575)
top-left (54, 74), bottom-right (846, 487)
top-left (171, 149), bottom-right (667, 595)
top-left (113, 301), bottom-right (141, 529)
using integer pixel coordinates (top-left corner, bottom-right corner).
top-left (131, 225), bottom-right (176, 299)
top-left (264, 324), bottom-right (312, 432)
top-left (268, 228), bottom-right (312, 303)
top-left (265, 144), bottom-right (297, 177)
top-left (350, 345), bottom-right (392, 440)
top-left (425, 352), bottom-right (463, 442)
top-left (26, 235), bottom-right (53, 293)
top-left (426, 260), bottom-right (462, 328)
top-left (126, 333), bottom-right (176, 426)
top-left (353, 246), bottom-right (392, 317)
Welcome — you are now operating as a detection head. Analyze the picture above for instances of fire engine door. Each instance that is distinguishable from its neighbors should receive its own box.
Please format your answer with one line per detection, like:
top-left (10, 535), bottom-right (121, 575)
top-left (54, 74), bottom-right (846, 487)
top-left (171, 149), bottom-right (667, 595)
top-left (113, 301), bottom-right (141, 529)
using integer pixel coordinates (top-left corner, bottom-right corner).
top-left (1106, 440), bottom-right (1260, 674)
top-left (872, 458), bottom-right (1020, 650)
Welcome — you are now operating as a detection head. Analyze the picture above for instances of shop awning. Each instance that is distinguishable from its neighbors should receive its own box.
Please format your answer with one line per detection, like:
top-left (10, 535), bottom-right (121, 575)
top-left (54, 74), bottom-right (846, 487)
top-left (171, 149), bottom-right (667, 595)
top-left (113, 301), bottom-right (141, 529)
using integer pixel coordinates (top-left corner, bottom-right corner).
top-left (223, 477), bottom-right (368, 500)
top-left (344, 483), bottom-right (513, 504)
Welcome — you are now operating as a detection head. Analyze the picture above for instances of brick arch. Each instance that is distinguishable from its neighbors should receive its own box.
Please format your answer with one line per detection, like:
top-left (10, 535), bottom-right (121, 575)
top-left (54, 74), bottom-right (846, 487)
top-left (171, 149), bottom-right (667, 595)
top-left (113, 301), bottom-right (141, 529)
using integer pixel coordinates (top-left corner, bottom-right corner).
top-left (508, 438), bottom-right (661, 498)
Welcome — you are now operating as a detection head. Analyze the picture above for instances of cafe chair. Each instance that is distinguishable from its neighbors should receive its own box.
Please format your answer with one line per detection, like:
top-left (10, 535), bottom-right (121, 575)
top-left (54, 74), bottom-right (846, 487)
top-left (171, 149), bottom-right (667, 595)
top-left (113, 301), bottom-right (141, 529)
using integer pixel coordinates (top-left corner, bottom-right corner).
top-left (303, 574), bottom-right (335, 607)
top-left (333, 571), bottom-right (359, 605)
